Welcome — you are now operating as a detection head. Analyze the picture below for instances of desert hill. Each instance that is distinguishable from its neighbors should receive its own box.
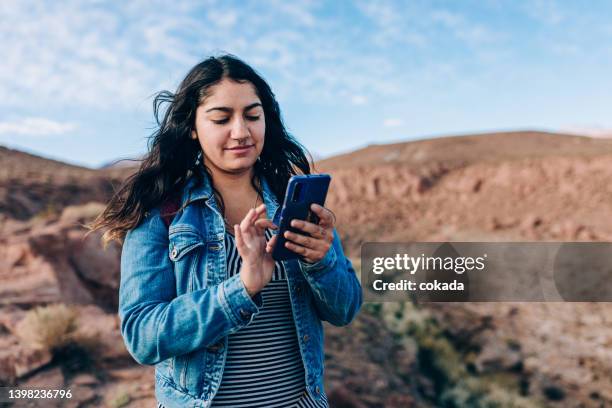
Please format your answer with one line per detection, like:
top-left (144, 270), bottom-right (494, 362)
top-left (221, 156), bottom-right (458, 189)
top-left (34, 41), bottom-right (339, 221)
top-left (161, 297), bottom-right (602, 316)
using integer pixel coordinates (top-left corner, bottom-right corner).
top-left (1, 131), bottom-right (611, 407)
top-left (318, 130), bottom-right (612, 170)
top-left (0, 146), bottom-right (124, 221)
top-left (317, 131), bottom-right (612, 254)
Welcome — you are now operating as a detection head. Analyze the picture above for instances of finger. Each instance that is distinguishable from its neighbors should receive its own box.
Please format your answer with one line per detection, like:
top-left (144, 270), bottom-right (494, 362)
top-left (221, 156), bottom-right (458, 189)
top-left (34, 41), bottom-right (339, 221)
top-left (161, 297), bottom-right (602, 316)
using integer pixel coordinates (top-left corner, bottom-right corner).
top-left (310, 204), bottom-right (335, 226)
top-left (290, 219), bottom-right (331, 240)
top-left (254, 218), bottom-right (278, 230)
top-left (253, 214), bottom-right (270, 236)
top-left (241, 210), bottom-right (259, 241)
top-left (284, 240), bottom-right (320, 261)
top-left (247, 207), bottom-right (258, 225)
top-left (266, 234), bottom-right (278, 253)
top-left (234, 224), bottom-right (246, 252)
top-left (253, 204), bottom-right (266, 219)
top-left (284, 230), bottom-right (326, 251)
top-left (249, 204), bottom-right (267, 229)
top-left (254, 221), bottom-right (266, 237)
top-left (241, 208), bottom-right (254, 230)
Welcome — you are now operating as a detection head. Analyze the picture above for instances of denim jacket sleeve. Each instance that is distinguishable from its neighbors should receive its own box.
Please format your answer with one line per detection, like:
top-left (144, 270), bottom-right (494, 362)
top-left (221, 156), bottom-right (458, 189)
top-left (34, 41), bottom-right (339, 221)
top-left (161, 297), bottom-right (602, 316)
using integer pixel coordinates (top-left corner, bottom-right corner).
top-left (118, 208), bottom-right (262, 365)
top-left (298, 228), bottom-right (363, 326)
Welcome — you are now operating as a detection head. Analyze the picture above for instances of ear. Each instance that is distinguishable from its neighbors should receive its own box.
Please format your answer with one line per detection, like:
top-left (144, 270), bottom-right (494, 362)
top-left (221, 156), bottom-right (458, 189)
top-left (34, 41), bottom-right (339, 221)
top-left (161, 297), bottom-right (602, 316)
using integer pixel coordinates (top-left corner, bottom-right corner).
top-left (191, 129), bottom-right (198, 140)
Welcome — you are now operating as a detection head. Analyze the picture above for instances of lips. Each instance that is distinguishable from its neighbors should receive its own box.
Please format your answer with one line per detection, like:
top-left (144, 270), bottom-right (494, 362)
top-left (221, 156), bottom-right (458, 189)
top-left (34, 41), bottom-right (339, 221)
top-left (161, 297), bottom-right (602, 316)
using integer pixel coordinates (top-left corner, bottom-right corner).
top-left (225, 145), bottom-right (254, 151)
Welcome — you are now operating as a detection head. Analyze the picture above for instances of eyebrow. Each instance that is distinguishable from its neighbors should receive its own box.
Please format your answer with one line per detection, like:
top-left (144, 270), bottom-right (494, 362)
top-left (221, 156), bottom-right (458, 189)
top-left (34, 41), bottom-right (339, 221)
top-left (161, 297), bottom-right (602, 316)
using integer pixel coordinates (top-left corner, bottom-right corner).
top-left (205, 102), bottom-right (262, 113)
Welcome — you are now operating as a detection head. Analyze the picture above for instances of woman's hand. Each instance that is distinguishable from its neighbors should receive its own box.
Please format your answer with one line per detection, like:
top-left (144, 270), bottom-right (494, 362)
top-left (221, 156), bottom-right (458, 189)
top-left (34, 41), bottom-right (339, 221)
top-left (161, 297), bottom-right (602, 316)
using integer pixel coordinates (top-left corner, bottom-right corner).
top-left (235, 204), bottom-right (278, 297)
top-left (283, 203), bottom-right (335, 264)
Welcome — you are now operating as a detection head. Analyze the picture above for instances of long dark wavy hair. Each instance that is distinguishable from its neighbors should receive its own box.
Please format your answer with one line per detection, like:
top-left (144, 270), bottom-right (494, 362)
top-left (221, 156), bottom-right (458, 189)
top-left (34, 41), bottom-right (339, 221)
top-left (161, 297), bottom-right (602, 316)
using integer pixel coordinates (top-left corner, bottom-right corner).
top-left (91, 54), bottom-right (312, 244)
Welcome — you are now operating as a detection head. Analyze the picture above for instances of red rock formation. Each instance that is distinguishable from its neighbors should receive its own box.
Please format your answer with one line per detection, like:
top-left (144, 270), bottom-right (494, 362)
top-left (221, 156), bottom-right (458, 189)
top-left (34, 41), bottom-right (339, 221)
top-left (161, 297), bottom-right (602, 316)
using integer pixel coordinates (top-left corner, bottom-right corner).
top-left (2, 131), bottom-right (612, 406)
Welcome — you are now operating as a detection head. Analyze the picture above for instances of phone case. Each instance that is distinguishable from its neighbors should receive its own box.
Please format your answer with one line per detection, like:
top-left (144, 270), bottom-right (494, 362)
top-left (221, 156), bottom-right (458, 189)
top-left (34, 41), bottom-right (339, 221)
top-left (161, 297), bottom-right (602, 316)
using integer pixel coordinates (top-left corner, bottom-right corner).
top-left (272, 174), bottom-right (331, 261)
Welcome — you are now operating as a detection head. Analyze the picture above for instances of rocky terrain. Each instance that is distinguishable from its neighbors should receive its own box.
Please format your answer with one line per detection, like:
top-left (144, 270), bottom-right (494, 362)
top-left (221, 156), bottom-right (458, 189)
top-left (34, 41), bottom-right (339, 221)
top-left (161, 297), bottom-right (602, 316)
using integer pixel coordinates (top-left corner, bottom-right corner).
top-left (317, 131), bottom-right (612, 252)
top-left (1, 131), bottom-right (611, 407)
top-left (0, 146), bottom-right (124, 222)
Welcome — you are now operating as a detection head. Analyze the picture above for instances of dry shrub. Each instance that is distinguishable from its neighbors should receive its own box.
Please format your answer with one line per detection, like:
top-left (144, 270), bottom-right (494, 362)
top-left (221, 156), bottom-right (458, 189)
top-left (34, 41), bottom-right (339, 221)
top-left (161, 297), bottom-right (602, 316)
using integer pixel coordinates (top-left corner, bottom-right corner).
top-left (15, 304), bottom-right (104, 374)
top-left (105, 385), bottom-right (132, 408)
top-left (16, 304), bottom-right (100, 353)
top-left (16, 304), bottom-right (79, 351)
top-left (379, 302), bottom-right (544, 407)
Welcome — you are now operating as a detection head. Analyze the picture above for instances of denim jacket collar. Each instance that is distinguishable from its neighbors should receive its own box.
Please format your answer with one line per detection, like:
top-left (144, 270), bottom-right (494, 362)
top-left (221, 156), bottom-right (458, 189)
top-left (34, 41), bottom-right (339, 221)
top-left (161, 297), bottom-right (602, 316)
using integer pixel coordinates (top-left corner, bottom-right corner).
top-left (180, 165), bottom-right (281, 224)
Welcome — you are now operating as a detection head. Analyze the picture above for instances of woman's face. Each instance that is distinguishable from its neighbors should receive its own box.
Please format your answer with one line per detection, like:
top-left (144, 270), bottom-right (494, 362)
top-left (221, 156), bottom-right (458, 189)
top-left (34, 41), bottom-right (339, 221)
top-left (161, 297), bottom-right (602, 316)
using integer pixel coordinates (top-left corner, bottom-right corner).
top-left (192, 78), bottom-right (265, 175)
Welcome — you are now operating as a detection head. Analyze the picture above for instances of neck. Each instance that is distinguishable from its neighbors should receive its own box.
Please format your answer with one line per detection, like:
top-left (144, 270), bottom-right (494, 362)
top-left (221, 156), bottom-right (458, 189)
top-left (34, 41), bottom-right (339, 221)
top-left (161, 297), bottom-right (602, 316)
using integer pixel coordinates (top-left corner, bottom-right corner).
top-left (206, 164), bottom-right (257, 197)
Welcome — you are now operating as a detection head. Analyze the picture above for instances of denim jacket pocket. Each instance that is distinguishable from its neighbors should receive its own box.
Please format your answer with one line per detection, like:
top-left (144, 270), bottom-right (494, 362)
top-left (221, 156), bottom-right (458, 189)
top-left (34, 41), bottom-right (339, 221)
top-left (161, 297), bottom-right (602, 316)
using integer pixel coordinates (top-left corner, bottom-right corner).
top-left (172, 354), bottom-right (188, 391)
top-left (169, 229), bottom-right (205, 293)
top-left (169, 228), bottom-right (204, 261)
top-left (172, 350), bottom-right (210, 395)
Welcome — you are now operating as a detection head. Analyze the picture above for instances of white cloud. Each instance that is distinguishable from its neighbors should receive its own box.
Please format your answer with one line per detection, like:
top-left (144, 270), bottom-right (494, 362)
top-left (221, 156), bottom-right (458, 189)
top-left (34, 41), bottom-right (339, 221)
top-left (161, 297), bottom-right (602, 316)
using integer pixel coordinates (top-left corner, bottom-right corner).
top-left (207, 9), bottom-right (238, 28)
top-left (383, 118), bottom-right (403, 128)
top-left (0, 0), bottom-right (394, 111)
top-left (271, 0), bottom-right (318, 27)
top-left (0, 0), bottom-right (497, 115)
top-left (356, 0), bottom-right (427, 48)
top-left (0, 0), bottom-right (601, 119)
top-left (351, 95), bottom-right (368, 105)
top-left (0, 2), bottom-right (158, 110)
top-left (0, 118), bottom-right (76, 136)
top-left (431, 10), bottom-right (462, 27)
top-left (430, 9), bottom-right (500, 45)
top-left (357, 2), bottom-right (500, 49)
top-left (523, 0), bottom-right (565, 25)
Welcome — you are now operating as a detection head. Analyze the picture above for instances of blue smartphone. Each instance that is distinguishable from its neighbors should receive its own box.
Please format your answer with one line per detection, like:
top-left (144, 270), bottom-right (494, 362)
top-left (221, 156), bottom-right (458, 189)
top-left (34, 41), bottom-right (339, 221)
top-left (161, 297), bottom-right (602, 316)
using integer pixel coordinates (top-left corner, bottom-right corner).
top-left (272, 174), bottom-right (331, 261)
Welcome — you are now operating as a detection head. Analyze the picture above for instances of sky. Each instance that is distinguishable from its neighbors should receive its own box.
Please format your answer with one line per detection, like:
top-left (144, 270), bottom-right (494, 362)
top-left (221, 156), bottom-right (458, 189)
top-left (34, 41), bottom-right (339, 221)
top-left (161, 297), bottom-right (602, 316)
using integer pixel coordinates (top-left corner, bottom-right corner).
top-left (1, 0), bottom-right (612, 168)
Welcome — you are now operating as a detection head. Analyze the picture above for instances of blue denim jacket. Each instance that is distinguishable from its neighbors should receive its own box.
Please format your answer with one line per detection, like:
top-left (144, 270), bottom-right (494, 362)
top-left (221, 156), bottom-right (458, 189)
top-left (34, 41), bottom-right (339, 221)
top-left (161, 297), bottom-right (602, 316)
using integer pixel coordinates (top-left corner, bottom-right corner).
top-left (119, 171), bottom-right (363, 408)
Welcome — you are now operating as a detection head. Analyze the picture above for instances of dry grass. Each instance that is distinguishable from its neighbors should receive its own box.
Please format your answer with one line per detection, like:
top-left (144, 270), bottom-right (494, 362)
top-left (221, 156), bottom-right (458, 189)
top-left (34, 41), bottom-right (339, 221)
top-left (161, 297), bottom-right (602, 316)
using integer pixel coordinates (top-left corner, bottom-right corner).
top-left (15, 304), bottom-right (100, 355)
top-left (105, 385), bottom-right (132, 408)
top-left (378, 302), bottom-right (544, 407)
top-left (16, 304), bottom-right (79, 350)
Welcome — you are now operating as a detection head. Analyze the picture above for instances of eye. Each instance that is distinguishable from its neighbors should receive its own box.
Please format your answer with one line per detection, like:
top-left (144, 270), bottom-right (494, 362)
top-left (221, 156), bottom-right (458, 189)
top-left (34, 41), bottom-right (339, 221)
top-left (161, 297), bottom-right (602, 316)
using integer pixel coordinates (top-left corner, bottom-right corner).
top-left (212, 118), bottom-right (229, 125)
top-left (246, 115), bottom-right (260, 121)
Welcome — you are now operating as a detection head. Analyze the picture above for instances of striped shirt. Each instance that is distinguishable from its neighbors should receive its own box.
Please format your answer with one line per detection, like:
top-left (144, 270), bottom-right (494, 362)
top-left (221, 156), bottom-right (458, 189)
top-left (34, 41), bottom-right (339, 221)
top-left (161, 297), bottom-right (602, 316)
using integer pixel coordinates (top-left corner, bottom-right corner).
top-left (158, 229), bottom-right (328, 408)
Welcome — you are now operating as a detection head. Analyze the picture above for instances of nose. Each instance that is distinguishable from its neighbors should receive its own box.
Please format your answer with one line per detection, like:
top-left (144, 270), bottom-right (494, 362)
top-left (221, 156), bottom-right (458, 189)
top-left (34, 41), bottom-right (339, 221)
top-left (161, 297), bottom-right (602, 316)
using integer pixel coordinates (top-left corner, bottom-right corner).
top-left (230, 117), bottom-right (251, 141)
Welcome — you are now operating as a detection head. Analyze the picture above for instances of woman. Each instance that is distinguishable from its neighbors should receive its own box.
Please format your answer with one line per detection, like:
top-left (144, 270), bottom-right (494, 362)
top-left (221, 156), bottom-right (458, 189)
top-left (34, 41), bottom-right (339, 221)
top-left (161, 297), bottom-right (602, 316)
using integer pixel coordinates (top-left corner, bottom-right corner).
top-left (91, 54), bottom-right (362, 408)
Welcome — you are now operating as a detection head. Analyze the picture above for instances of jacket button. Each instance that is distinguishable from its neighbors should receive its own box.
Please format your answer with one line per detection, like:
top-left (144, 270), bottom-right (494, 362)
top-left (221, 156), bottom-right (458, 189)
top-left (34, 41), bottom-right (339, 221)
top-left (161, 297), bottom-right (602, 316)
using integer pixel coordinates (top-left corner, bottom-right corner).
top-left (295, 285), bottom-right (301, 293)
top-left (170, 247), bottom-right (178, 259)
top-left (239, 308), bottom-right (251, 320)
top-left (315, 386), bottom-right (320, 394)
top-left (303, 334), bottom-right (309, 343)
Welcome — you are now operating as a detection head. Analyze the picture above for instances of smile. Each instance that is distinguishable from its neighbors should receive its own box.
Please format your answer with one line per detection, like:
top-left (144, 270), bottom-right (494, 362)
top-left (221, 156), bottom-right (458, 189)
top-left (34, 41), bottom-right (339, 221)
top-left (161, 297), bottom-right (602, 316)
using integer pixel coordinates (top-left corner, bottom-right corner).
top-left (225, 145), bottom-right (254, 151)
